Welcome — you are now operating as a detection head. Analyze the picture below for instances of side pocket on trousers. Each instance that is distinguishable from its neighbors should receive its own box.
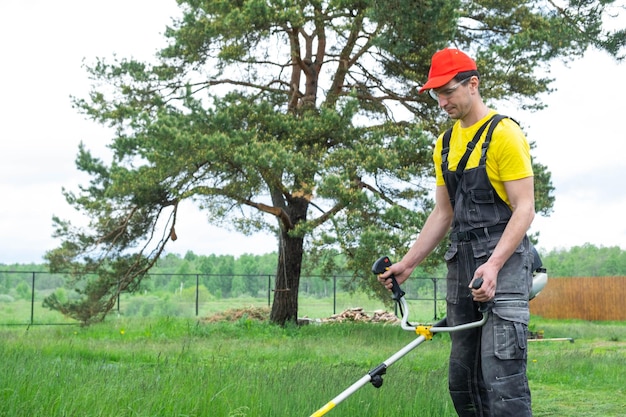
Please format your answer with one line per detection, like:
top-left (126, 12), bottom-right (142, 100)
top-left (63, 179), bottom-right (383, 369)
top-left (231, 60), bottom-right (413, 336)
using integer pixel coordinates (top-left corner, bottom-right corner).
top-left (494, 321), bottom-right (528, 360)
top-left (444, 244), bottom-right (458, 304)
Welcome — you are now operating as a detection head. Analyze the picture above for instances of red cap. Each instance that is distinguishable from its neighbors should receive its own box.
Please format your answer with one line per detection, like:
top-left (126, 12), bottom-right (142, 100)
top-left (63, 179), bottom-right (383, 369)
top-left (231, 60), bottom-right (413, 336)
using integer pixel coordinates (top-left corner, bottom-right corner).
top-left (418, 48), bottom-right (477, 93)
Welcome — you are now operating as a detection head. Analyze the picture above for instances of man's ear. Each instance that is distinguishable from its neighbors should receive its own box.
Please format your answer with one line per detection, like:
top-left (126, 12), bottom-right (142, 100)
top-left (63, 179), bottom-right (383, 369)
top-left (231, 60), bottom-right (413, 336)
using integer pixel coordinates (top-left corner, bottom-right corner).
top-left (469, 76), bottom-right (480, 93)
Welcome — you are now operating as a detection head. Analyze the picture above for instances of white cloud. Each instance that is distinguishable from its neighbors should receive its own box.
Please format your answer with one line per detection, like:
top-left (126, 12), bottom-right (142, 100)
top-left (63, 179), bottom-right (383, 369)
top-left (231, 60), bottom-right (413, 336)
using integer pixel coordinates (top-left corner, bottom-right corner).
top-left (515, 50), bottom-right (626, 252)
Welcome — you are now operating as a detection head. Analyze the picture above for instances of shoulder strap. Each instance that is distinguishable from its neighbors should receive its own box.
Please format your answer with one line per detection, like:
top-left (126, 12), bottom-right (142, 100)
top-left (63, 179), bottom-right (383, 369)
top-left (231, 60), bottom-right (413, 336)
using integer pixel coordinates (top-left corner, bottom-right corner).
top-left (441, 128), bottom-right (453, 172)
top-left (478, 114), bottom-right (512, 165)
top-left (440, 114), bottom-right (512, 177)
top-left (454, 114), bottom-right (498, 175)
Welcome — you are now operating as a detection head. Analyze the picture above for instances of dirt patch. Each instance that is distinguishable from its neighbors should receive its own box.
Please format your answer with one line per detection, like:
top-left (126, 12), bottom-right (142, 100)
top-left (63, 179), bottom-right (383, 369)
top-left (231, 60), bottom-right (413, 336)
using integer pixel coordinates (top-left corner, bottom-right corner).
top-left (202, 306), bottom-right (399, 324)
top-left (202, 306), bottom-right (270, 323)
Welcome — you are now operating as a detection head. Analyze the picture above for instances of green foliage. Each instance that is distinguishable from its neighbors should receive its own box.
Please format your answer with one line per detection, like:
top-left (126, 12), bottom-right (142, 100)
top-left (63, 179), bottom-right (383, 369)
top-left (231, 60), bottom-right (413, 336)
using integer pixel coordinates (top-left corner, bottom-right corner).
top-left (0, 294), bottom-right (14, 303)
top-left (123, 294), bottom-right (187, 318)
top-left (51, 287), bottom-right (69, 304)
top-left (15, 282), bottom-right (30, 300)
top-left (541, 243), bottom-right (626, 277)
top-left (4, 242), bottom-right (626, 305)
top-left (46, 0), bottom-right (626, 324)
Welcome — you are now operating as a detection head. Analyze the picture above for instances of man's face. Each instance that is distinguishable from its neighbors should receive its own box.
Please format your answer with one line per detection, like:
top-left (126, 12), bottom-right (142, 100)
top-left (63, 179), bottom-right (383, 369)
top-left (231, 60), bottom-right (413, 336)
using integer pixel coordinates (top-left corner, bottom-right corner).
top-left (430, 76), bottom-right (474, 120)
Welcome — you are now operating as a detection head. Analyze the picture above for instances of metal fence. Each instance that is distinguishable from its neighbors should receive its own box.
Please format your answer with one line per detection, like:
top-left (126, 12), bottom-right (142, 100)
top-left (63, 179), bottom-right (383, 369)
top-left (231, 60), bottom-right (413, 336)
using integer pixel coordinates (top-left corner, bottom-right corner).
top-left (0, 270), bottom-right (446, 326)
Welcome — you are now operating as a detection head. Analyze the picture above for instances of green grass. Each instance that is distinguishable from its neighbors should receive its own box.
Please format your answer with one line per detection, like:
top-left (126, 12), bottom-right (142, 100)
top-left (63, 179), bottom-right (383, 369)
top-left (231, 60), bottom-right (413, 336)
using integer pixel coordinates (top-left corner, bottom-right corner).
top-left (1, 315), bottom-right (625, 417)
top-left (0, 292), bottom-right (446, 325)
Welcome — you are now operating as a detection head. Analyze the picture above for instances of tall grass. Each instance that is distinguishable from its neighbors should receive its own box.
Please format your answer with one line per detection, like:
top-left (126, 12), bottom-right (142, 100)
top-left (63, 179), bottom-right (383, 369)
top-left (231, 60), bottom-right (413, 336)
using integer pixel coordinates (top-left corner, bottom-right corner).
top-left (1, 316), bottom-right (625, 417)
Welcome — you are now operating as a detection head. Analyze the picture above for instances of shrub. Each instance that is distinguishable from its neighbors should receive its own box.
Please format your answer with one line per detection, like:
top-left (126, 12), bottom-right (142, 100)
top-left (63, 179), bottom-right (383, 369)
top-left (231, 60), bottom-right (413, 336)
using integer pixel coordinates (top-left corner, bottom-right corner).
top-left (0, 294), bottom-right (15, 303)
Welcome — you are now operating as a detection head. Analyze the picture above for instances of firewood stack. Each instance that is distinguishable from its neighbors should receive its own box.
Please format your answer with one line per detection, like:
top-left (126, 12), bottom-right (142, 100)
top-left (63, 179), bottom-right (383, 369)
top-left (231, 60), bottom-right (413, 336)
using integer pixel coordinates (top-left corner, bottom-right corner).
top-left (321, 307), bottom-right (400, 323)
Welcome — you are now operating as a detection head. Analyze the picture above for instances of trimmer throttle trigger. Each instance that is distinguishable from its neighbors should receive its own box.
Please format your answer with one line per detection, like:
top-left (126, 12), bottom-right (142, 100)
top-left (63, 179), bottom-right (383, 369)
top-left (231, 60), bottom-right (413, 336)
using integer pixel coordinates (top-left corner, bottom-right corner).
top-left (372, 256), bottom-right (406, 301)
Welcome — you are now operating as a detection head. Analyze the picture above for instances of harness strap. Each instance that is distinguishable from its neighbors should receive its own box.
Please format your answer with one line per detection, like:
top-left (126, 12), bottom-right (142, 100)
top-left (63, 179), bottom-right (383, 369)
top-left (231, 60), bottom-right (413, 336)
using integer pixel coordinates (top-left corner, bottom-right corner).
top-left (479, 114), bottom-right (507, 165)
top-left (441, 114), bottom-right (504, 177)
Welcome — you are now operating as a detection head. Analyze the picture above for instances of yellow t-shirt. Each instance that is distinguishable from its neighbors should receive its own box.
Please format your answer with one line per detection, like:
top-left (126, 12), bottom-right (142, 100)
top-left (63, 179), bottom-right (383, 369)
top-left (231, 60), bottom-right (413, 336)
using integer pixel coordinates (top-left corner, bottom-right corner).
top-left (433, 110), bottom-right (533, 208)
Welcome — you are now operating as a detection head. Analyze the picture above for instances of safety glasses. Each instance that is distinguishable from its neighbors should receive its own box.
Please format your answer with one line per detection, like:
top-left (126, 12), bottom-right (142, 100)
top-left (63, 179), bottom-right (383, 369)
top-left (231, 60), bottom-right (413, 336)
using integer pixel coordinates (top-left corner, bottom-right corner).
top-left (428, 76), bottom-right (472, 101)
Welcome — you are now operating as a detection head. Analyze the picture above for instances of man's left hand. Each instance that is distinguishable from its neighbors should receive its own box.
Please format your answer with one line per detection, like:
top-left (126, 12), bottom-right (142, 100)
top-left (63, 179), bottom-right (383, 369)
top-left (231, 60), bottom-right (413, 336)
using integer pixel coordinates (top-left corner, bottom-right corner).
top-left (470, 263), bottom-right (498, 302)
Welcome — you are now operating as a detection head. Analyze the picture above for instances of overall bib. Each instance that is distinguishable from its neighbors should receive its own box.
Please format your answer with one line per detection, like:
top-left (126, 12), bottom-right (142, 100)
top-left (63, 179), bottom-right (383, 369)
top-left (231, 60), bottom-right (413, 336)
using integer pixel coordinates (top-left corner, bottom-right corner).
top-left (442, 115), bottom-right (534, 416)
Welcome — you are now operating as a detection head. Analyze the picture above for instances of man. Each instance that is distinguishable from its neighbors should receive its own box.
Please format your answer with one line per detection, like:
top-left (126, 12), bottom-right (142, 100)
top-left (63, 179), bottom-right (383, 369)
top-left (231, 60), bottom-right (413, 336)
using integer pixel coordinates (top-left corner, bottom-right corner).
top-left (378, 48), bottom-right (536, 416)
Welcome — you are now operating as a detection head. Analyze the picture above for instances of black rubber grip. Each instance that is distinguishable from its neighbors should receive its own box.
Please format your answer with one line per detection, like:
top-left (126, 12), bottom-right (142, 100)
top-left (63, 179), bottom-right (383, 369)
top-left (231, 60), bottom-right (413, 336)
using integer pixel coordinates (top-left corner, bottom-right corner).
top-left (371, 256), bottom-right (405, 301)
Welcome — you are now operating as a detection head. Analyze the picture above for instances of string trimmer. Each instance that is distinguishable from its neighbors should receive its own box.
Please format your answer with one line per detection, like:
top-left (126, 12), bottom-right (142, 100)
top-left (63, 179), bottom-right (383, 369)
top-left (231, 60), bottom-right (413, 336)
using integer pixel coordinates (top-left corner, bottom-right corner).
top-left (309, 256), bottom-right (491, 417)
top-left (310, 254), bottom-right (548, 416)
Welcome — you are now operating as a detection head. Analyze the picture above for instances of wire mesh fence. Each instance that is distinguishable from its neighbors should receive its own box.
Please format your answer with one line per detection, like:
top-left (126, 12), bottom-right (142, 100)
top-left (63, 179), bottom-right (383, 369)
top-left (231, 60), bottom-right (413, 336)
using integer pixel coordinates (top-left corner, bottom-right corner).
top-left (0, 270), bottom-right (447, 326)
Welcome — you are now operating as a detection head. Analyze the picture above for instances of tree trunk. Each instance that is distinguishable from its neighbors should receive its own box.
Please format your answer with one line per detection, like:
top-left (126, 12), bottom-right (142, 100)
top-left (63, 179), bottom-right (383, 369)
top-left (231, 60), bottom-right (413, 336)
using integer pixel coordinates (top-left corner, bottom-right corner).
top-left (270, 231), bottom-right (304, 326)
top-left (270, 198), bottom-right (308, 326)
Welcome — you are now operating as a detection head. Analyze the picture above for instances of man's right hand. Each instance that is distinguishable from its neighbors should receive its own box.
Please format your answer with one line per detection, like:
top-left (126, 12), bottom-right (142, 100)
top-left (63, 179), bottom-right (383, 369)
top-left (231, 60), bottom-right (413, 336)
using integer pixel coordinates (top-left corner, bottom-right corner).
top-left (377, 261), bottom-right (411, 291)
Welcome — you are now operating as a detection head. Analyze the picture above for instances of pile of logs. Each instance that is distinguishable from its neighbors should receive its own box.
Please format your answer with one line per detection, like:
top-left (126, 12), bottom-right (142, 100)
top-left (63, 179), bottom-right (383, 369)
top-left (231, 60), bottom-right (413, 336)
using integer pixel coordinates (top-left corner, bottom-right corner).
top-left (320, 307), bottom-right (400, 323)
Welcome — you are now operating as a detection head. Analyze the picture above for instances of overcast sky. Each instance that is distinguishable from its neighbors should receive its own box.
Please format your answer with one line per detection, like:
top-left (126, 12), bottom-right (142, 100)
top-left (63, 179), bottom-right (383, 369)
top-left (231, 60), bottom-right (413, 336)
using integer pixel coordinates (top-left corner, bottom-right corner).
top-left (1, 1), bottom-right (624, 265)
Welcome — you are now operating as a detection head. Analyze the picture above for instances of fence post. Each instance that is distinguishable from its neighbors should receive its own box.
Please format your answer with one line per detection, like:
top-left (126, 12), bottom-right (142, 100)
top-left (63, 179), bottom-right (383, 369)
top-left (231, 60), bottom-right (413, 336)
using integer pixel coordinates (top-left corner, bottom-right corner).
top-left (30, 272), bottom-right (36, 325)
top-left (432, 277), bottom-right (438, 320)
top-left (195, 274), bottom-right (200, 316)
top-left (267, 275), bottom-right (271, 307)
top-left (333, 276), bottom-right (337, 315)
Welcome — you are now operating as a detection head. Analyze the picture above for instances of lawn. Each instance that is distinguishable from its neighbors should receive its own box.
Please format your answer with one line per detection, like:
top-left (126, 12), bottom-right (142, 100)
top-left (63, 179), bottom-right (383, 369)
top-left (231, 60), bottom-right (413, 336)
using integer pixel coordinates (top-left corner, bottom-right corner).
top-left (1, 311), bottom-right (625, 417)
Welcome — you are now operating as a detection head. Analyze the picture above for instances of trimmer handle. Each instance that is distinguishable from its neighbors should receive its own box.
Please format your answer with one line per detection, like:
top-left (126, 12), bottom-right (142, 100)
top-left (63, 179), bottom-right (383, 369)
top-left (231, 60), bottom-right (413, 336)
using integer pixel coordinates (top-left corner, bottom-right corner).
top-left (471, 278), bottom-right (483, 290)
top-left (470, 278), bottom-right (489, 312)
top-left (372, 256), bottom-right (405, 301)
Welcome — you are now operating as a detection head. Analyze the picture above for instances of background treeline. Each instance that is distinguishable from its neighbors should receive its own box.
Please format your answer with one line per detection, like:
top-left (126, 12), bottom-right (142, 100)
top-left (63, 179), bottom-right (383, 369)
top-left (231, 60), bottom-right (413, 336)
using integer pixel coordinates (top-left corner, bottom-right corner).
top-left (2, 243), bottom-right (624, 279)
top-left (0, 244), bottom-right (624, 320)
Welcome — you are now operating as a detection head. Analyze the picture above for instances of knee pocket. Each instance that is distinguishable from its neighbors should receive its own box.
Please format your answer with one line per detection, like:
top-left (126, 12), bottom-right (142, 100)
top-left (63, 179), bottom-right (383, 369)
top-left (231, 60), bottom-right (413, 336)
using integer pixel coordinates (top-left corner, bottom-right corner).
top-left (491, 371), bottom-right (532, 414)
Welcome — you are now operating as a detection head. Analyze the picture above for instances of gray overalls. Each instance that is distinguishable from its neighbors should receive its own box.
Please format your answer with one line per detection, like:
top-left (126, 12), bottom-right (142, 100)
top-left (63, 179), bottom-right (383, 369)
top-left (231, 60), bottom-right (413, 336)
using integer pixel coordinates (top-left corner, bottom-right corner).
top-left (442, 115), bottom-right (534, 416)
